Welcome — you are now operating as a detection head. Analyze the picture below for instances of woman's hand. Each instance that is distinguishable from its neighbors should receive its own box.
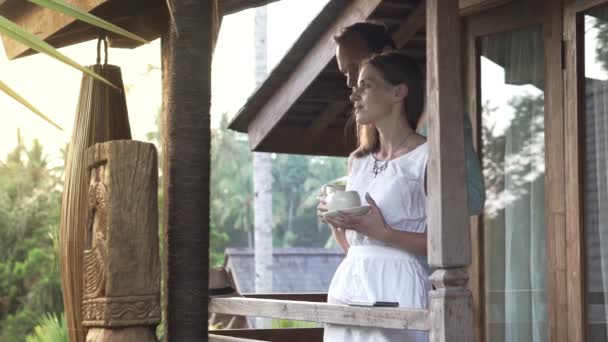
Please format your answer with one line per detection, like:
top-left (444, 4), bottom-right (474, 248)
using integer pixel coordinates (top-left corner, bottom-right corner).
top-left (318, 195), bottom-right (350, 253)
top-left (317, 195), bottom-right (329, 222)
top-left (325, 193), bottom-right (393, 242)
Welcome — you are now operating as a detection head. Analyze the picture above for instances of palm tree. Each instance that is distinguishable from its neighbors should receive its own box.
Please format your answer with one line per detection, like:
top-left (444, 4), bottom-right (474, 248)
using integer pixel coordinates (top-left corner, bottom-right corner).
top-left (252, 6), bottom-right (273, 321)
top-left (161, 0), bottom-right (215, 339)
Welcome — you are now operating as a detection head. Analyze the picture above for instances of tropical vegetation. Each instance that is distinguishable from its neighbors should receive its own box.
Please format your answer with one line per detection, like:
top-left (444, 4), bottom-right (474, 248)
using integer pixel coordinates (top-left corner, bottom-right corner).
top-left (0, 112), bottom-right (346, 338)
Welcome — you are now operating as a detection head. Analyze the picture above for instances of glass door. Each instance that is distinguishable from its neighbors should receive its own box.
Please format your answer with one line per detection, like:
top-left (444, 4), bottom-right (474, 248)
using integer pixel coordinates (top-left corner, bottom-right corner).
top-left (480, 26), bottom-right (547, 342)
top-left (565, 1), bottom-right (608, 341)
top-left (465, 1), bottom-right (565, 341)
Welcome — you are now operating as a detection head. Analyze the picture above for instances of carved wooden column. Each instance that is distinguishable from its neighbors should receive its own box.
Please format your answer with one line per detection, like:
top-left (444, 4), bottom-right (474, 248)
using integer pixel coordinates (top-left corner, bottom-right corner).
top-left (426, 0), bottom-right (474, 341)
top-left (82, 141), bottom-right (160, 342)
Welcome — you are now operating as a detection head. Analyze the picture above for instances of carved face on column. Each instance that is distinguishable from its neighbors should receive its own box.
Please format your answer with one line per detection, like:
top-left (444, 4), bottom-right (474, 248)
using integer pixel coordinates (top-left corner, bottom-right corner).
top-left (84, 163), bottom-right (108, 300)
top-left (89, 164), bottom-right (108, 243)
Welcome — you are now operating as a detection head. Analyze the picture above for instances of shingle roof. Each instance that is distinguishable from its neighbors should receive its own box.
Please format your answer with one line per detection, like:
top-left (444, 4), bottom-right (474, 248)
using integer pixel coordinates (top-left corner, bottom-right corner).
top-left (224, 247), bottom-right (345, 294)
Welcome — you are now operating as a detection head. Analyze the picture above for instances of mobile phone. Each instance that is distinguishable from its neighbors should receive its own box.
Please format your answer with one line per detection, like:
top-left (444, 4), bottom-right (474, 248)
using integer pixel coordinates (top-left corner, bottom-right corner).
top-left (346, 299), bottom-right (375, 307)
top-left (346, 300), bottom-right (399, 307)
top-left (373, 301), bottom-right (399, 307)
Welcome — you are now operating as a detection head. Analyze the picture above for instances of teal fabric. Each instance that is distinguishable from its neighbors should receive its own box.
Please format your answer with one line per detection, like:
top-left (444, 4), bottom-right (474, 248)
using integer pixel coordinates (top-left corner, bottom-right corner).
top-left (417, 112), bottom-right (485, 272)
top-left (418, 112), bottom-right (486, 216)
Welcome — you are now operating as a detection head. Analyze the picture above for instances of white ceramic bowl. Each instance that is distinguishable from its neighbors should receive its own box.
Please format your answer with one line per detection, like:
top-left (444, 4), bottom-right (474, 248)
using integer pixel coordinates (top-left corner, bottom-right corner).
top-left (326, 190), bottom-right (361, 212)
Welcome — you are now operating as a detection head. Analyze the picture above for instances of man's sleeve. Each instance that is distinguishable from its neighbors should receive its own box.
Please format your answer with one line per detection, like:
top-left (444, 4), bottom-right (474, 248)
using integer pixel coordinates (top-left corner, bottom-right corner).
top-left (418, 112), bottom-right (486, 216)
top-left (462, 112), bottom-right (485, 216)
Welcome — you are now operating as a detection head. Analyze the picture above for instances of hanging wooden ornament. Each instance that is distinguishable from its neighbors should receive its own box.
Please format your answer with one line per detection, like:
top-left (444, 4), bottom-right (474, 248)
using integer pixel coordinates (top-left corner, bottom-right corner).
top-left (60, 35), bottom-right (131, 342)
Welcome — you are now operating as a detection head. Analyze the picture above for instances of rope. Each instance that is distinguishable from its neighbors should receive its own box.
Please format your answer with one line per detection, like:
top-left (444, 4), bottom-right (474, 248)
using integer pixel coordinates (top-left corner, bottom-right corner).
top-left (96, 33), bottom-right (108, 65)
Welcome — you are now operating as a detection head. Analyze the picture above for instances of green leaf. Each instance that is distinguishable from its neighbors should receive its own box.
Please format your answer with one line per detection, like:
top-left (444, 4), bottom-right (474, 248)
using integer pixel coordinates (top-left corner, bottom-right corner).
top-left (28, 0), bottom-right (148, 45)
top-left (0, 15), bottom-right (119, 91)
top-left (0, 79), bottom-right (63, 131)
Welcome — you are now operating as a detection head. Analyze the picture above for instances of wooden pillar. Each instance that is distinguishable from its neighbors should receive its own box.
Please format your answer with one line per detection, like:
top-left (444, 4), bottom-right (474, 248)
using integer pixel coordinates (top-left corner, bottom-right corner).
top-left (426, 0), bottom-right (474, 341)
top-left (161, 0), bottom-right (214, 340)
top-left (82, 141), bottom-right (160, 342)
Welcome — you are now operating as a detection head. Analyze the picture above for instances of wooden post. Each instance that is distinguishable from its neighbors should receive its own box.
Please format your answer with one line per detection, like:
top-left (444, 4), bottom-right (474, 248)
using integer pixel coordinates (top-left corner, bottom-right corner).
top-left (161, 0), bottom-right (215, 340)
top-left (82, 141), bottom-right (160, 342)
top-left (426, 0), bottom-right (474, 341)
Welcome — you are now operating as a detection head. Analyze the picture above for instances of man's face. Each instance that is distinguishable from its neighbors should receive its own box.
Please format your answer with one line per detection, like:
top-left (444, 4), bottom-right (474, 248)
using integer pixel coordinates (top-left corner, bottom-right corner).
top-left (336, 38), bottom-right (373, 89)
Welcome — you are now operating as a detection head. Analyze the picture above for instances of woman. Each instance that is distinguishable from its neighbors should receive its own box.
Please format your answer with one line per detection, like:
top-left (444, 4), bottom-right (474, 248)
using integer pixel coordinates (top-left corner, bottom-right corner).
top-left (318, 51), bottom-right (429, 341)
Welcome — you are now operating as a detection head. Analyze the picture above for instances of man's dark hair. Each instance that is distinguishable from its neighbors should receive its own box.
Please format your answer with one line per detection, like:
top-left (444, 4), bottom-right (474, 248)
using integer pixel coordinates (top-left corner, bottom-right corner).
top-left (333, 22), bottom-right (396, 53)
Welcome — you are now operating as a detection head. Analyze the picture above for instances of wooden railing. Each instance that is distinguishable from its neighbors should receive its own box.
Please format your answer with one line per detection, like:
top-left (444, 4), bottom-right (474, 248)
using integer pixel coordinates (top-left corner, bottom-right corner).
top-left (209, 297), bottom-right (430, 330)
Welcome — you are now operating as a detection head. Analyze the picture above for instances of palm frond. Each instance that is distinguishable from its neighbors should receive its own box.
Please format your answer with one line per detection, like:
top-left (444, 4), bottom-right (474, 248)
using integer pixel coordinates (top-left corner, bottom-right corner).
top-left (28, 0), bottom-right (148, 44)
top-left (0, 79), bottom-right (62, 130)
top-left (0, 15), bottom-right (118, 90)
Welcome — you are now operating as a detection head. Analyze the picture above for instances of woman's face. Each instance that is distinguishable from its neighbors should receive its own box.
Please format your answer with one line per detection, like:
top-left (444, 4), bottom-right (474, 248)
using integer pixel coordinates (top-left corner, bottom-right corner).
top-left (350, 64), bottom-right (396, 125)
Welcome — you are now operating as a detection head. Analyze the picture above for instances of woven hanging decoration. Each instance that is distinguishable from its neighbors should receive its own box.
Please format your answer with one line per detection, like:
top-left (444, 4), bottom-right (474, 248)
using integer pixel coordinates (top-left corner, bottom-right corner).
top-left (60, 36), bottom-right (131, 342)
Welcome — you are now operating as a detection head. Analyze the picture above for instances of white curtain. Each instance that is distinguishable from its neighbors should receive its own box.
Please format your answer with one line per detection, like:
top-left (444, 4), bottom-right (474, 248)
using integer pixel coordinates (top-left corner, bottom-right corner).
top-left (481, 26), bottom-right (547, 342)
top-left (584, 78), bottom-right (608, 341)
top-left (584, 6), bottom-right (608, 339)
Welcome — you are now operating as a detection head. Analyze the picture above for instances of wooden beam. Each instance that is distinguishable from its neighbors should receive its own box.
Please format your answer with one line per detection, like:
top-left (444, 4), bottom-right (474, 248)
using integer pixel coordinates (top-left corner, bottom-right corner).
top-left (1, 0), bottom-right (104, 59)
top-left (544, 2), bottom-right (568, 342)
top-left (564, 3), bottom-right (586, 342)
top-left (463, 15), bottom-right (484, 342)
top-left (426, 0), bottom-right (470, 273)
top-left (392, 0), bottom-right (426, 47)
top-left (394, 0), bottom-right (513, 47)
top-left (209, 334), bottom-right (267, 342)
top-left (307, 101), bottom-right (350, 137)
top-left (247, 0), bottom-right (382, 150)
top-left (255, 125), bottom-right (356, 157)
top-left (426, 0), bottom-right (473, 341)
top-left (209, 298), bottom-right (430, 330)
top-left (161, 0), bottom-right (214, 340)
top-left (301, 84), bottom-right (351, 102)
top-left (459, 0), bottom-right (512, 16)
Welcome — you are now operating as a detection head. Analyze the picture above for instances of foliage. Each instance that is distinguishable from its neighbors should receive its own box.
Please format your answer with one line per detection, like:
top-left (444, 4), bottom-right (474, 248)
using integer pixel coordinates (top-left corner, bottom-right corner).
top-left (271, 319), bottom-right (318, 328)
top-left (481, 92), bottom-right (544, 218)
top-left (272, 153), bottom-right (346, 247)
top-left (592, 11), bottom-right (608, 72)
top-left (25, 312), bottom-right (67, 342)
top-left (208, 113), bottom-right (347, 264)
top-left (0, 134), bottom-right (65, 340)
top-left (210, 115), bottom-right (254, 251)
top-left (0, 112), bottom-right (347, 337)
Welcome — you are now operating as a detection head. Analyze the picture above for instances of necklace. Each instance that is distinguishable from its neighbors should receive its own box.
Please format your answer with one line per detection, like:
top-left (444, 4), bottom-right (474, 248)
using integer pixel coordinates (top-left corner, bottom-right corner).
top-left (372, 132), bottom-right (414, 178)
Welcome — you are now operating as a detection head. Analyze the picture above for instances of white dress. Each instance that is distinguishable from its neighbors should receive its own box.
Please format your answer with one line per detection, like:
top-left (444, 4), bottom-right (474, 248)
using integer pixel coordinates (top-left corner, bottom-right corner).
top-left (324, 143), bottom-right (430, 342)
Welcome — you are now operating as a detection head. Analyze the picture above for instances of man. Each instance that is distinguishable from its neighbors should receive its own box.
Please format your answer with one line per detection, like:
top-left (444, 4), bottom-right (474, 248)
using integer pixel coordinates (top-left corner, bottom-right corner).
top-left (333, 21), bottom-right (485, 216)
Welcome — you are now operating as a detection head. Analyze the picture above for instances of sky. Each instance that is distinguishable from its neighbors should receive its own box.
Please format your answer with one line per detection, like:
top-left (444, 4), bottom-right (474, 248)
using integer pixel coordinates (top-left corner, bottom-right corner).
top-left (0, 0), bottom-right (330, 165)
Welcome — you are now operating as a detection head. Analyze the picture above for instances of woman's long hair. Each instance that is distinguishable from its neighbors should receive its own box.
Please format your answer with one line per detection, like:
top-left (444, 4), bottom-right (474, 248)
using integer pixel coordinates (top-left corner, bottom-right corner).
top-left (351, 52), bottom-right (424, 158)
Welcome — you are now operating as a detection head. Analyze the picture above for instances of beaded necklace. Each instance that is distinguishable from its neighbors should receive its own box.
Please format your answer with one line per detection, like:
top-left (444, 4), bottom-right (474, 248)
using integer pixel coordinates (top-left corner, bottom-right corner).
top-left (372, 132), bottom-right (414, 177)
